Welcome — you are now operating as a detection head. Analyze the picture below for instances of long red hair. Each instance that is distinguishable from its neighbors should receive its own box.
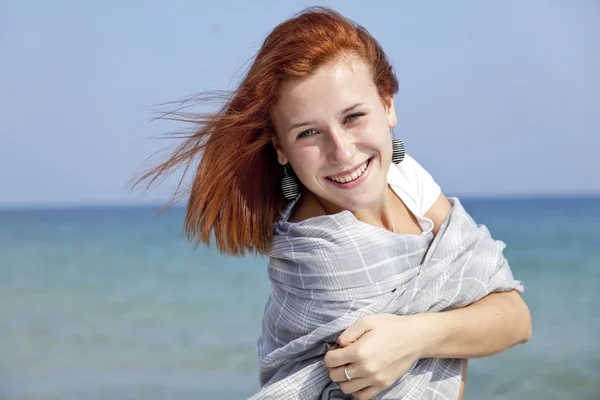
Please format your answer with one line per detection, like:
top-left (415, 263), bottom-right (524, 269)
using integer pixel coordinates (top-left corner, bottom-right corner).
top-left (130, 6), bottom-right (399, 256)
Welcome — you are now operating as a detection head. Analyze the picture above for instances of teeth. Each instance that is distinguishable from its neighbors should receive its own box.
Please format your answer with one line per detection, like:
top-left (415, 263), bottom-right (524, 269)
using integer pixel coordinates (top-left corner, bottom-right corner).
top-left (328, 160), bottom-right (369, 183)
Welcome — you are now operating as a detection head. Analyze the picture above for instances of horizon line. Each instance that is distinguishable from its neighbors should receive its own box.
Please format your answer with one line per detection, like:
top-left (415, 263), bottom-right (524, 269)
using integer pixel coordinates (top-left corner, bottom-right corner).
top-left (1, 191), bottom-right (599, 212)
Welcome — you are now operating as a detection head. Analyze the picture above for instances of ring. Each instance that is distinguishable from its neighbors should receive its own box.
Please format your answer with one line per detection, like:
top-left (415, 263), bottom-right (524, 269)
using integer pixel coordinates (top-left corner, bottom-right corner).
top-left (344, 365), bottom-right (351, 381)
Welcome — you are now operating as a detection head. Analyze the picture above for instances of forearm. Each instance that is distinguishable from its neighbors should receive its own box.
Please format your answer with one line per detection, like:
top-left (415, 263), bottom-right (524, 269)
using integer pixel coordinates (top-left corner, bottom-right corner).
top-left (419, 290), bottom-right (532, 359)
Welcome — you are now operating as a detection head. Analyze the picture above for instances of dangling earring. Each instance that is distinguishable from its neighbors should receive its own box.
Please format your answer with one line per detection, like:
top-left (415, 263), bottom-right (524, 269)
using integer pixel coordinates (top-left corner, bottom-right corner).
top-left (391, 128), bottom-right (406, 164)
top-left (281, 164), bottom-right (300, 200)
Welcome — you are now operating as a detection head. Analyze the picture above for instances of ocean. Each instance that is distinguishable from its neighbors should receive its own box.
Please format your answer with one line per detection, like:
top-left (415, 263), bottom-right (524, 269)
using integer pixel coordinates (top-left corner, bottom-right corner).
top-left (1, 196), bottom-right (598, 400)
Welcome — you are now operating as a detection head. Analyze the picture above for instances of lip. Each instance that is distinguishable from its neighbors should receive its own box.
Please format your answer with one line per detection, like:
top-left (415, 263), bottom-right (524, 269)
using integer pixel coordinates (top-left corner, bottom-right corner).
top-left (325, 157), bottom-right (373, 189)
top-left (326, 158), bottom-right (371, 179)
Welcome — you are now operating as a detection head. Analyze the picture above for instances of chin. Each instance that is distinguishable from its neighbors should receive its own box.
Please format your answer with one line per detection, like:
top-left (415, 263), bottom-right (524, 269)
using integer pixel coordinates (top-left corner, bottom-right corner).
top-left (334, 187), bottom-right (384, 210)
top-left (345, 195), bottom-right (382, 211)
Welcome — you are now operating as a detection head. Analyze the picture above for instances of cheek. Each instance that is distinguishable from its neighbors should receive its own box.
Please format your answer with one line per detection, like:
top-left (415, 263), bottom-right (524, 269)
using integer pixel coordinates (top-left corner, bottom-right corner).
top-left (358, 125), bottom-right (391, 152)
top-left (380, 135), bottom-right (392, 155)
top-left (289, 148), bottom-right (321, 178)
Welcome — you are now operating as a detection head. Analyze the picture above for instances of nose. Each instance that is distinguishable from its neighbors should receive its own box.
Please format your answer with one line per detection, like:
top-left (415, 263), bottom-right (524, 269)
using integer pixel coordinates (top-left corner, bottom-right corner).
top-left (325, 126), bottom-right (354, 165)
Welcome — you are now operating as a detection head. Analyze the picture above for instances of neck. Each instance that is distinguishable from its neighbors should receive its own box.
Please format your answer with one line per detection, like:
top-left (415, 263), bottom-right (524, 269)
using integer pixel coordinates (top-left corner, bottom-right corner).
top-left (313, 186), bottom-right (397, 233)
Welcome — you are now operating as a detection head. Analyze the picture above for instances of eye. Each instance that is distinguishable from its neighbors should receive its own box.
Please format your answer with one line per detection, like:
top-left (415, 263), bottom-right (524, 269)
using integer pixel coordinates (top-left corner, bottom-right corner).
top-left (344, 113), bottom-right (364, 124)
top-left (297, 129), bottom-right (318, 139)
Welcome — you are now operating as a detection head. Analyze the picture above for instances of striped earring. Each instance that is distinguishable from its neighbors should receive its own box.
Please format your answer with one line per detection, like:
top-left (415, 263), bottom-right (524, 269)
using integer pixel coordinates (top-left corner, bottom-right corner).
top-left (281, 164), bottom-right (300, 200)
top-left (391, 128), bottom-right (406, 164)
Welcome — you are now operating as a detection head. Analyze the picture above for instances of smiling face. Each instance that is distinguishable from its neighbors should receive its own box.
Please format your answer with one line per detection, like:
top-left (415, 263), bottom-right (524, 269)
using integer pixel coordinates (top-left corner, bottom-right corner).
top-left (270, 53), bottom-right (397, 211)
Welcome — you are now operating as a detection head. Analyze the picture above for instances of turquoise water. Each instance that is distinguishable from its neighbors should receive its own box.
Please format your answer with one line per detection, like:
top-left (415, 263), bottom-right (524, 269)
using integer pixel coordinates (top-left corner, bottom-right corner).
top-left (0, 197), bottom-right (599, 399)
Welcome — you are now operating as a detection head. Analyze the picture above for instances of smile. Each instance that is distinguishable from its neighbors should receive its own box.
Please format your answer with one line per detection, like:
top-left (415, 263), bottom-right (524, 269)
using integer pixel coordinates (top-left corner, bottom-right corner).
top-left (326, 158), bottom-right (372, 184)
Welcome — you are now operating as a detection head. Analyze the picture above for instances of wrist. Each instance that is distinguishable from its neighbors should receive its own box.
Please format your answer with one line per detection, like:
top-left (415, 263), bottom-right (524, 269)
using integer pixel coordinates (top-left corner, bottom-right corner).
top-left (412, 312), bottom-right (447, 359)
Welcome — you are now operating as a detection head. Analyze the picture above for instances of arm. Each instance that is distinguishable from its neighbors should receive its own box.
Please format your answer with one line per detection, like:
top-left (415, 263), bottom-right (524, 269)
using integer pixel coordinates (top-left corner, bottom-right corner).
top-left (422, 192), bottom-right (532, 358)
top-left (323, 191), bottom-right (531, 400)
top-left (419, 289), bottom-right (531, 359)
top-left (323, 294), bottom-right (531, 400)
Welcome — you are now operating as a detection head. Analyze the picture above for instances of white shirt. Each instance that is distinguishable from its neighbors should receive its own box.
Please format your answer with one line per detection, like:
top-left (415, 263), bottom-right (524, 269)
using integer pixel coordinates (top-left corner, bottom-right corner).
top-left (387, 154), bottom-right (442, 235)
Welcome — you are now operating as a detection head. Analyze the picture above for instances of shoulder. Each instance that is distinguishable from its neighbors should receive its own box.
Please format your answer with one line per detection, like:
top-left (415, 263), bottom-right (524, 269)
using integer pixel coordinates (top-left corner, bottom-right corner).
top-left (392, 154), bottom-right (435, 183)
top-left (287, 192), bottom-right (325, 223)
top-left (388, 154), bottom-right (442, 216)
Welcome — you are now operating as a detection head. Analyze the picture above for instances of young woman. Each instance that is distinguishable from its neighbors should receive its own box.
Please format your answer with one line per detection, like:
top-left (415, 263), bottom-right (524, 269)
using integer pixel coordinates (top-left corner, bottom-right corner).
top-left (132, 7), bottom-right (531, 400)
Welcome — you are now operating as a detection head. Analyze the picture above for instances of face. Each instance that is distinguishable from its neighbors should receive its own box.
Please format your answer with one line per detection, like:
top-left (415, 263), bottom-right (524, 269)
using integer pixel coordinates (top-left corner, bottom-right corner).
top-left (270, 53), bottom-right (397, 211)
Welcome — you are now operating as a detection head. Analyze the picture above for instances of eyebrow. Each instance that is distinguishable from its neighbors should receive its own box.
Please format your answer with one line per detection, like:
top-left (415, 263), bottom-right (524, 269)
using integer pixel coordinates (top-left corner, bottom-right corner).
top-left (287, 103), bottom-right (365, 133)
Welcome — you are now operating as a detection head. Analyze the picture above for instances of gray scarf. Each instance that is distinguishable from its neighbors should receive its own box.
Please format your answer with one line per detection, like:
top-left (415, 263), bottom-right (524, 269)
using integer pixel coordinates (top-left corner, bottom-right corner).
top-left (251, 197), bottom-right (523, 399)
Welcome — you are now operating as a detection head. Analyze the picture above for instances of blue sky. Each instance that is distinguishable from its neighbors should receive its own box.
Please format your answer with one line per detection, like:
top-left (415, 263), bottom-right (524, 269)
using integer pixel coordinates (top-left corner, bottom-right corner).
top-left (1, 0), bottom-right (598, 208)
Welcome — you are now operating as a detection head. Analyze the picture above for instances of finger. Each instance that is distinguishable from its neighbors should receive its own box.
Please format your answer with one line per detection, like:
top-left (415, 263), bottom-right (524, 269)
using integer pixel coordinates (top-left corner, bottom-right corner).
top-left (328, 363), bottom-right (360, 383)
top-left (338, 316), bottom-right (372, 347)
top-left (323, 345), bottom-right (349, 368)
top-left (352, 385), bottom-right (381, 400)
top-left (338, 377), bottom-right (369, 396)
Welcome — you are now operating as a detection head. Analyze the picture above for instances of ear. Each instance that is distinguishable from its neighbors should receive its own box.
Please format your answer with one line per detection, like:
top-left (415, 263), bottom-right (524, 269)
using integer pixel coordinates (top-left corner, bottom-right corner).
top-left (271, 136), bottom-right (289, 166)
top-left (382, 96), bottom-right (398, 128)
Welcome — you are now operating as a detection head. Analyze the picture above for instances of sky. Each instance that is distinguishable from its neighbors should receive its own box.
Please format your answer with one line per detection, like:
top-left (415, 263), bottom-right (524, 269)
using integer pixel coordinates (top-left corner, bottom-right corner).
top-left (1, 0), bottom-right (599, 208)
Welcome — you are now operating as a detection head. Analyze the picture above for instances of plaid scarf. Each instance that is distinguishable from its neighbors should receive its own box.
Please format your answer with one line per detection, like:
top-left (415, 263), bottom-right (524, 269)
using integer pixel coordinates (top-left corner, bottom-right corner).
top-left (251, 197), bottom-right (523, 399)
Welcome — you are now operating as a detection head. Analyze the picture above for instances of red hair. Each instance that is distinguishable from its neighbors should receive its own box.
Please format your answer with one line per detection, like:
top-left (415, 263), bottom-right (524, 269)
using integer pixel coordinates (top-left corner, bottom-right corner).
top-left (130, 6), bottom-right (399, 256)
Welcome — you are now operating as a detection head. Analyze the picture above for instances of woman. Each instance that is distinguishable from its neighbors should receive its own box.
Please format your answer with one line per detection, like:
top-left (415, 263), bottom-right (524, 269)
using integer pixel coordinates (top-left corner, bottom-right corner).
top-left (132, 6), bottom-right (531, 400)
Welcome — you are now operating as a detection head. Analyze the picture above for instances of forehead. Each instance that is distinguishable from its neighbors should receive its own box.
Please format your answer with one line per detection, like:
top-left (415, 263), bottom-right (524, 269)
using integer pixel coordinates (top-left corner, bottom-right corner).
top-left (271, 55), bottom-right (378, 122)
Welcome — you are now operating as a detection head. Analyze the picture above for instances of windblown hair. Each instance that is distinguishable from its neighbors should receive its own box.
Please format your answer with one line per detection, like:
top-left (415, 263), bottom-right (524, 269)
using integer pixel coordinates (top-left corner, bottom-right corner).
top-left (130, 6), bottom-right (399, 256)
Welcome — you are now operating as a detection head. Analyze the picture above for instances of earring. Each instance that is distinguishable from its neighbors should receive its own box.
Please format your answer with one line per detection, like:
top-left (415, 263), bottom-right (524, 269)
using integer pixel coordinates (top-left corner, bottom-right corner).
top-left (391, 128), bottom-right (405, 164)
top-left (281, 164), bottom-right (300, 200)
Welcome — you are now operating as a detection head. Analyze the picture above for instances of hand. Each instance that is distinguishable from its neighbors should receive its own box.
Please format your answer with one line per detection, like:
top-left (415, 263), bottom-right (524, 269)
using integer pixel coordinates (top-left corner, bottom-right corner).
top-left (323, 313), bottom-right (430, 400)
